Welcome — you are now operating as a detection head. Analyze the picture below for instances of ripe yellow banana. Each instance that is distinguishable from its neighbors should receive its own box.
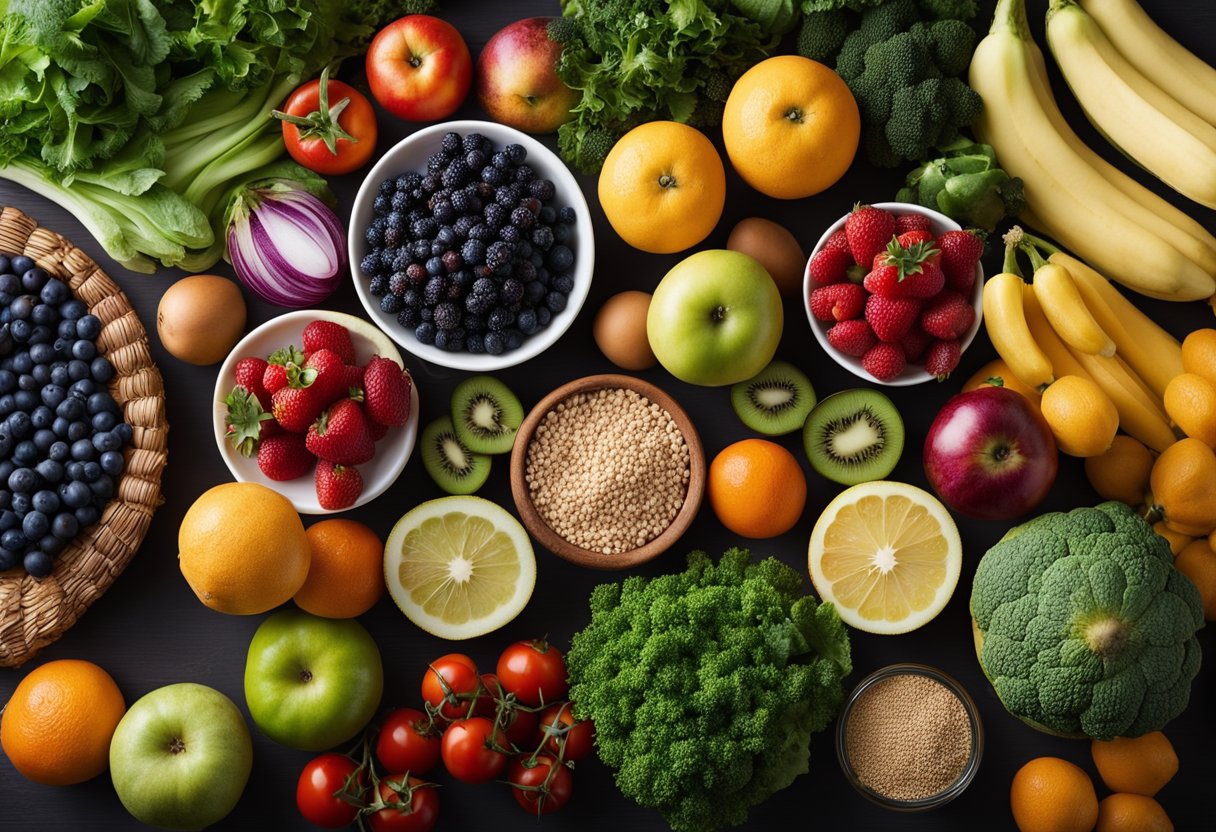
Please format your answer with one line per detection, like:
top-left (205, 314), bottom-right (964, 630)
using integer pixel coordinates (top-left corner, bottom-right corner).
top-left (1046, 0), bottom-right (1216, 209)
top-left (1079, 0), bottom-right (1216, 126)
top-left (1032, 262), bottom-right (1116, 356)
top-left (984, 271), bottom-right (1055, 390)
top-left (1024, 284), bottom-right (1094, 382)
top-left (1066, 348), bottom-right (1178, 453)
top-left (970, 0), bottom-right (1216, 301)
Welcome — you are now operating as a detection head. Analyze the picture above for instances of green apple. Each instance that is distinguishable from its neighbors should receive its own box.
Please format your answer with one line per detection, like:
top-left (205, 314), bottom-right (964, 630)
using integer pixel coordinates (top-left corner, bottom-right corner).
top-left (109, 683), bottom-right (252, 831)
top-left (244, 608), bottom-right (383, 751)
top-left (646, 249), bottom-right (783, 386)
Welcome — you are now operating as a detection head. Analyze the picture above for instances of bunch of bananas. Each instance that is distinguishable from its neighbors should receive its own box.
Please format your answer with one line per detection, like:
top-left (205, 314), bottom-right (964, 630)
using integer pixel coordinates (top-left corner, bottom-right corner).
top-left (969, 0), bottom-right (1216, 303)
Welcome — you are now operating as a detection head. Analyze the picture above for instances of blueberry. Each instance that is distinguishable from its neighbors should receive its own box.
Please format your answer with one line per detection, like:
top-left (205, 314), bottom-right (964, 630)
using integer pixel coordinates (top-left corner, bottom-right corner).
top-left (51, 417), bottom-right (69, 438)
top-left (51, 511), bottom-right (78, 539)
top-left (32, 405), bottom-right (52, 430)
top-left (0, 370), bottom-right (13, 393)
top-left (10, 319), bottom-right (30, 342)
top-left (33, 429), bottom-right (54, 452)
top-left (82, 461), bottom-right (101, 482)
top-left (0, 394), bottom-right (14, 417)
top-left (503, 329), bottom-right (524, 351)
top-left (61, 481), bottom-right (90, 509)
top-left (58, 319), bottom-right (77, 340)
top-left (536, 306), bottom-right (552, 327)
top-left (92, 431), bottom-right (121, 452)
top-left (70, 339), bottom-right (95, 361)
top-left (0, 549), bottom-right (13, 572)
top-left (31, 364), bottom-right (50, 385)
top-left (70, 438), bottom-right (95, 461)
top-left (74, 505), bottom-right (100, 527)
top-left (517, 309), bottom-right (538, 335)
top-left (48, 442), bottom-right (69, 462)
top-left (15, 390), bottom-right (36, 412)
top-left (65, 462), bottom-right (84, 482)
top-left (56, 397), bottom-right (84, 421)
top-left (0, 510), bottom-right (16, 532)
top-left (31, 304), bottom-right (57, 326)
top-left (425, 256), bottom-right (444, 277)
top-left (553, 272), bottom-right (576, 295)
top-left (90, 357), bottom-right (114, 383)
top-left (484, 332), bottom-right (505, 355)
top-left (554, 222), bottom-right (572, 244)
top-left (547, 245), bottom-right (575, 271)
top-left (8, 467), bottom-right (36, 492)
top-left (41, 384), bottom-right (66, 409)
top-left (505, 143), bottom-right (527, 164)
top-left (32, 490), bottom-right (58, 514)
top-left (559, 206), bottom-right (577, 225)
top-left (9, 295), bottom-right (34, 320)
top-left (7, 410), bottom-right (31, 438)
top-left (433, 329), bottom-right (454, 351)
top-left (414, 322), bottom-right (436, 345)
top-left (17, 373), bottom-right (36, 392)
top-left (68, 359), bottom-right (89, 381)
top-left (22, 511), bottom-right (48, 540)
top-left (73, 314), bottom-right (99, 337)
top-left (50, 365), bottom-right (69, 387)
top-left (0, 433), bottom-right (10, 458)
top-left (113, 423), bottom-right (133, 444)
top-left (35, 459), bottom-right (63, 483)
top-left (67, 420), bottom-right (89, 442)
top-left (10, 492), bottom-right (29, 514)
top-left (0, 461), bottom-right (13, 484)
top-left (23, 550), bottom-right (52, 577)
top-left (545, 291), bottom-right (568, 314)
top-left (379, 293), bottom-right (402, 314)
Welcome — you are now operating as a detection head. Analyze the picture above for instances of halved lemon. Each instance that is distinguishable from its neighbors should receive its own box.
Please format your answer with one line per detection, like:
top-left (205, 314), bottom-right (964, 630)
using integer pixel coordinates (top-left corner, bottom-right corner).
top-left (809, 481), bottom-right (961, 635)
top-left (385, 496), bottom-right (536, 640)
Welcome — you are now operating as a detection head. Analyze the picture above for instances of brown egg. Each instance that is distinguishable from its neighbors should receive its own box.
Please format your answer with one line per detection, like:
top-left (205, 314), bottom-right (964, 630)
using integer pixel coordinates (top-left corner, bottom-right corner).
top-left (726, 217), bottom-right (806, 296)
top-left (594, 291), bottom-right (657, 371)
top-left (157, 274), bottom-right (247, 366)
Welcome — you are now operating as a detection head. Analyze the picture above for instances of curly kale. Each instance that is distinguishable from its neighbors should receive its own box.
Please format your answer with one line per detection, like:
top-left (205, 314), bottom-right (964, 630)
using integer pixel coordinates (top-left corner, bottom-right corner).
top-left (567, 548), bottom-right (851, 832)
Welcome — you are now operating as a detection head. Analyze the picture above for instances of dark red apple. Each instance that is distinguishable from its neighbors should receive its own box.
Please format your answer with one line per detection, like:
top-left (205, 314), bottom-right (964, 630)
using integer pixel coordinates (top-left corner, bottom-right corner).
top-left (923, 386), bottom-right (1058, 520)
top-left (476, 18), bottom-right (577, 134)
top-left (366, 15), bottom-right (472, 122)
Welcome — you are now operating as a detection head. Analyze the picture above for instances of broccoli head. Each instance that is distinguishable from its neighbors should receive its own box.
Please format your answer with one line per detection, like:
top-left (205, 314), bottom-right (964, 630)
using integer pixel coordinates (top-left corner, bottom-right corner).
top-left (796, 9), bottom-right (851, 63)
top-left (885, 76), bottom-right (982, 160)
top-left (567, 548), bottom-right (852, 832)
top-left (558, 121), bottom-right (619, 175)
top-left (912, 18), bottom-right (977, 77)
top-left (836, 0), bottom-right (921, 80)
top-left (916, 0), bottom-right (979, 20)
top-left (971, 502), bottom-right (1204, 740)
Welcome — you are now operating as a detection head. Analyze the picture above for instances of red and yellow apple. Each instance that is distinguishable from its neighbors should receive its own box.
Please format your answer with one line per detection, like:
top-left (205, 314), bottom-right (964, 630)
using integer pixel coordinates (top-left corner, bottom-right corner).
top-left (476, 18), bottom-right (578, 134)
top-left (366, 15), bottom-right (472, 122)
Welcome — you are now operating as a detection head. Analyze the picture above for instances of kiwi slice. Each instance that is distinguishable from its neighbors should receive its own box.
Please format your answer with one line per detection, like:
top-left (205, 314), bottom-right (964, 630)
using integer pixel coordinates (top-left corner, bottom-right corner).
top-left (451, 376), bottom-right (524, 455)
top-left (803, 389), bottom-right (904, 485)
top-left (730, 360), bottom-right (817, 436)
top-left (421, 416), bottom-right (491, 495)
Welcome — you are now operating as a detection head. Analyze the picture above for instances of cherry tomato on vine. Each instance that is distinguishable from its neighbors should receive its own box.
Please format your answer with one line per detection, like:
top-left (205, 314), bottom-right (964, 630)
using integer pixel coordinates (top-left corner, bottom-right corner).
top-left (508, 754), bottom-right (573, 815)
top-left (472, 673), bottom-right (500, 719)
top-left (504, 706), bottom-right (539, 747)
top-left (367, 775), bottom-right (439, 832)
top-left (497, 639), bottom-right (568, 706)
top-left (376, 708), bottom-right (442, 775)
top-left (539, 703), bottom-right (596, 761)
top-left (273, 67), bottom-right (377, 175)
top-left (296, 752), bottom-right (365, 828)
top-left (440, 717), bottom-right (508, 783)
top-left (421, 653), bottom-right (480, 720)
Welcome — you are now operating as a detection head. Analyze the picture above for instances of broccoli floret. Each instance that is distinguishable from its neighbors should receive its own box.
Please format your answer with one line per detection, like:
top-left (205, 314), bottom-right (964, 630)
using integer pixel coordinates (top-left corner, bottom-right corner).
top-left (916, 0), bottom-right (979, 20)
top-left (796, 9), bottom-right (851, 63)
top-left (912, 18), bottom-right (977, 77)
top-left (836, 0), bottom-right (920, 79)
top-left (558, 121), bottom-right (619, 175)
top-left (546, 15), bottom-right (581, 45)
top-left (885, 76), bottom-right (981, 160)
top-left (349, 0), bottom-right (437, 27)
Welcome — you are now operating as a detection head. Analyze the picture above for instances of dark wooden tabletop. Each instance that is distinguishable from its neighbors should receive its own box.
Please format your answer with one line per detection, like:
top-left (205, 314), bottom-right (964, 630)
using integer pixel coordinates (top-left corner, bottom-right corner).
top-left (2, 1), bottom-right (1213, 829)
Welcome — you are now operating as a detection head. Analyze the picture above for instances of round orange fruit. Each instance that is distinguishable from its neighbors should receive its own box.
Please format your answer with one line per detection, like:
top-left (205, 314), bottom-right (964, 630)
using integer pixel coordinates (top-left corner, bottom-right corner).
top-left (1090, 732), bottom-right (1178, 796)
top-left (722, 55), bottom-right (860, 199)
top-left (1164, 372), bottom-right (1216, 448)
top-left (295, 519), bottom-right (385, 619)
top-left (964, 359), bottom-right (1043, 406)
top-left (1009, 756), bottom-right (1099, 832)
top-left (1174, 538), bottom-right (1216, 620)
top-left (597, 121), bottom-right (725, 254)
top-left (1150, 438), bottom-right (1216, 536)
top-left (709, 438), bottom-right (807, 538)
top-left (1096, 793), bottom-right (1174, 832)
top-left (1181, 328), bottom-right (1216, 386)
top-left (1085, 435), bottom-right (1154, 506)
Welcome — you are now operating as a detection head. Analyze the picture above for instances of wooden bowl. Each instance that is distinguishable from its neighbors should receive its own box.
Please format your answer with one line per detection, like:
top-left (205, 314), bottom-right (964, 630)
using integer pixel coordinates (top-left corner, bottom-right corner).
top-left (509, 374), bottom-right (705, 570)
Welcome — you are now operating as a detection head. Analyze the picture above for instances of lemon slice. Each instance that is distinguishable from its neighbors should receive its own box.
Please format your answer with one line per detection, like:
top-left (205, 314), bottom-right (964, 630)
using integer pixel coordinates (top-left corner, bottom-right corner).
top-left (809, 481), bottom-right (961, 635)
top-left (385, 496), bottom-right (536, 640)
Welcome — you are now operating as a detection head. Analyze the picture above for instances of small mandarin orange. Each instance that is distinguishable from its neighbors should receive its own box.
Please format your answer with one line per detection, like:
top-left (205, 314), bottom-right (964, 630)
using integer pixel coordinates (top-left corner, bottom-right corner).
top-left (708, 439), bottom-right (806, 539)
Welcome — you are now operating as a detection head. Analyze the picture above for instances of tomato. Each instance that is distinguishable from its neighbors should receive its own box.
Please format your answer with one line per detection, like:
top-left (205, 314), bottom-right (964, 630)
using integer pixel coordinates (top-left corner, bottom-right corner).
top-left (440, 717), bottom-right (509, 784)
top-left (472, 673), bottom-right (499, 719)
top-left (421, 653), bottom-right (480, 720)
top-left (504, 706), bottom-right (539, 747)
top-left (274, 67), bottom-right (377, 175)
top-left (296, 753), bottom-right (365, 828)
top-left (508, 755), bottom-right (573, 815)
top-left (539, 703), bottom-right (596, 761)
top-left (497, 639), bottom-right (568, 706)
top-left (367, 775), bottom-right (439, 832)
top-left (376, 708), bottom-right (442, 775)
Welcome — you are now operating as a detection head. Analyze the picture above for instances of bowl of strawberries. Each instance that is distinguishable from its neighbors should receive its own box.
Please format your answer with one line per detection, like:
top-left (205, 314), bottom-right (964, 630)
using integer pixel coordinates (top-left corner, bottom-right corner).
top-left (804, 202), bottom-right (984, 385)
top-left (212, 310), bottom-right (420, 514)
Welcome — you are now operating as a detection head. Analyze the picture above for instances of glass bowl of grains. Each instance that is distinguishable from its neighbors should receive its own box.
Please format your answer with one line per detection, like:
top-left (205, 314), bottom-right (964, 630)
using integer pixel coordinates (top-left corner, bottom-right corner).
top-left (835, 663), bottom-right (983, 811)
top-left (509, 374), bottom-right (706, 569)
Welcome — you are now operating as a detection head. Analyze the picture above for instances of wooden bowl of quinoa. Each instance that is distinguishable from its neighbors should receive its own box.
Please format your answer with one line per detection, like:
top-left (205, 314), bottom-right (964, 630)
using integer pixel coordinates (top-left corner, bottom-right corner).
top-left (509, 374), bottom-right (705, 569)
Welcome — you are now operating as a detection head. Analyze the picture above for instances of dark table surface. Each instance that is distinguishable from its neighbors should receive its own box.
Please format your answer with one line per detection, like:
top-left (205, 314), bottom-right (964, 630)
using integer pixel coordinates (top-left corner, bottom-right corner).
top-left (2, 1), bottom-right (1214, 829)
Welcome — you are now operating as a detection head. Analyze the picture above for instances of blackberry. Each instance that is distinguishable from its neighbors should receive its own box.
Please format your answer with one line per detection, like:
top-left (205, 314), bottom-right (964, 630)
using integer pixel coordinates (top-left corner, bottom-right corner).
top-left (441, 161), bottom-right (471, 189)
top-left (426, 256), bottom-right (444, 276)
top-left (432, 200), bottom-right (454, 223)
top-left (391, 191), bottom-right (411, 211)
top-left (411, 217), bottom-right (438, 239)
top-left (427, 154), bottom-right (445, 174)
top-left (423, 276), bottom-right (446, 306)
top-left (401, 289), bottom-right (422, 308)
top-left (487, 307), bottom-right (513, 332)
top-left (531, 226), bottom-right (554, 251)
top-left (396, 307), bottom-right (421, 329)
top-left (472, 277), bottom-right (497, 297)
top-left (379, 178), bottom-right (397, 195)
top-left (389, 272), bottom-right (410, 295)
top-left (481, 165), bottom-right (505, 186)
top-left (463, 313), bottom-right (485, 333)
top-left (433, 302), bottom-right (460, 330)
top-left (516, 309), bottom-right (538, 336)
top-left (483, 203), bottom-right (508, 228)
top-left (519, 197), bottom-right (542, 216)
top-left (545, 291), bottom-right (568, 313)
top-left (530, 179), bottom-right (556, 201)
top-left (465, 293), bottom-right (491, 315)
top-left (495, 186), bottom-right (520, 207)
top-left (461, 239), bottom-right (486, 266)
top-left (364, 225), bottom-right (383, 247)
top-left (442, 251), bottom-right (463, 273)
top-left (406, 263), bottom-right (427, 284)
top-left (510, 207), bottom-right (535, 230)
top-left (465, 149), bottom-right (486, 170)
top-left (450, 190), bottom-right (472, 214)
top-left (491, 151), bottom-right (511, 169)
top-left (446, 281), bottom-right (464, 301)
top-left (513, 260), bottom-right (537, 282)
top-left (412, 240), bottom-right (431, 260)
top-left (402, 172), bottom-right (423, 191)
top-left (500, 278), bottom-right (525, 305)
top-left (414, 322), bottom-right (436, 345)
top-left (390, 249), bottom-right (412, 272)
top-left (514, 164), bottom-right (535, 184)
top-left (484, 332), bottom-right (505, 355)
top-left (498, 225), bottom-right (521, 244)
top-left (505, 143), bottom-right (527, 164)
top-left (441, 131), bottom-right (461, 154)
top-left (486, 241), bottom-right (513, 270)
top-left (474, 182), bottom-right (495, 201)
top-left (359, 251), bottom-right (381, 275)
top-left (368, 275), bottom-right (388, 296)
top-left (473, 264), bottom-right (494, 278)
top-left (503, 329), bottom-right (524, 351)
top-left (465, 333), bottom-right (485, 354)
top-left (552, 272), bottom-right (576, 295)
top-left (453, 215), bottom-right (477, 238)
top-left (380, 294), bottom-right (403, 314)
top-left (469, 224), bottom-right (493, 242)
top-left (462, 133), bottom-right (486, 153)
top-left (373, 194), bottom-right (391, 214)
top-left (421, 173), bottom-right (440, 193)
top-left (559, 206), bottom-right (577, 225)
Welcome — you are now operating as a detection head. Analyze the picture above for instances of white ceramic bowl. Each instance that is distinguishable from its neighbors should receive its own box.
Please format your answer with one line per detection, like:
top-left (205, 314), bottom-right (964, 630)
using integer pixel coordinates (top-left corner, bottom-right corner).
top-left (803, 202), bottom-right (984, 386)
top-left (212, 310), bottom-right (419, 515)
top-left (348, 120), bottom-right (595, 371)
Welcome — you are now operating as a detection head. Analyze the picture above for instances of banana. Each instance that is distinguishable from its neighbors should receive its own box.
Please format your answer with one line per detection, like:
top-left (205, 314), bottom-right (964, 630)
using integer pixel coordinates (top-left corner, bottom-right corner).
top-left (1067, 348), bottom-right (1178, 453)
top-left (970, 0), bottom-right (1216, 301)
top-left (1079, 0), bottom-right (1216, 126)
top-left (1054, 252), bottom-right (1184, 398)
top-left (984, 272), bottom-right (1055, 390)
top-left (1032, 262), bottom-right (1116, 356)
top-left (1046, 0), bottom-right (1216, 209)
top-left (1024, 284), bottom-right (1095, 382)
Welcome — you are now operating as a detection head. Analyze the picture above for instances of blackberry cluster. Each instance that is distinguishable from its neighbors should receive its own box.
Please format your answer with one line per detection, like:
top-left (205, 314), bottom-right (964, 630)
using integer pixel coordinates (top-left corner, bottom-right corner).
top-left (360, 132), bottom-right (578, 355)
top-left (0, 253), bottom-right (131, 578)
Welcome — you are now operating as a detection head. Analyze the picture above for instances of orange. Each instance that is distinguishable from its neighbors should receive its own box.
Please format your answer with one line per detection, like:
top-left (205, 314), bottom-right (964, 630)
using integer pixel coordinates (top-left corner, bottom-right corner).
top-left (294, 519), bottom-right (385, 618)
top-left (1149, 438), bottom-right (1216, 536)
top-left (1153, 521), bottom-right (1194, 556)
top-left (1164, 372), bottom-right (1216, 448)
top-left (178, 482), bottom-right (311, 615)
top-left (1174, 539), bottom-right (1216, 620)
top-left (722, 56), bottom-right (859, 199)
top-left (1040, 375), bottom-right (1119, 457)
top-left (708, 439), bottom-right (807, 538)
top-left (964, 359), bottom-right (1043, 406)
top-left (597, 121), bottom-right (725, 254)
top-left (1091, 732), bottom-right (1179, 796)
top-left (1181, 328), bottom-right (1216, 385)
top-left (1096, 793), bottom-right (1173, 832)
top-left (1009, 756), bottom-right (1099, 832)
top-left (1085, 435), bottom-right (1154, 506)
top-left (1, 659), bottom-right (125, 785)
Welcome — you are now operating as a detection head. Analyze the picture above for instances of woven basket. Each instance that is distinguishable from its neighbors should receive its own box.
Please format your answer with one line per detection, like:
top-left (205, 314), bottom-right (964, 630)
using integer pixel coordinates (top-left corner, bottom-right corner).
top-left (0, 206), bottom-right (167, 668)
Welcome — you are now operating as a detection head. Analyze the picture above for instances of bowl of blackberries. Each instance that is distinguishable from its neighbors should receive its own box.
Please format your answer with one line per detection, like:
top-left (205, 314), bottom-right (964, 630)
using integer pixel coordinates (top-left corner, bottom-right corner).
top-left (350, 120), bottom-right (595, 370)
top-left (0, 253), bottom-right (131, 578)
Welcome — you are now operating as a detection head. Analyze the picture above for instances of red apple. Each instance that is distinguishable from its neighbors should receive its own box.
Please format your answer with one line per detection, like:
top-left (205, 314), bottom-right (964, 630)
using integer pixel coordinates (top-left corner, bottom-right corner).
top-left (366, 15), bottom-right (472, 122)
top-left (923, 386), bottom-right (1058, 520)
top-left (476, 18), bottom-right (578, 134)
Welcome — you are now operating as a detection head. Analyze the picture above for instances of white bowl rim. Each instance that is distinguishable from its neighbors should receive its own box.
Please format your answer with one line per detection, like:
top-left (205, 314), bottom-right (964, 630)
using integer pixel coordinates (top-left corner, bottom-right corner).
top-left (802, 201), bottom-right (984, 387)
top-left (348, 119), bottom-right (595, 372)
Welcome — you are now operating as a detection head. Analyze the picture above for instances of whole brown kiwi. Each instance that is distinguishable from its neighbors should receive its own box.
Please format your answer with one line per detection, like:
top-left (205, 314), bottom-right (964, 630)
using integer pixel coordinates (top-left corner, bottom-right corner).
top-left (726, 217), bottom-right (805, 296)
top-left (157, 274), bottom-right (247, 366)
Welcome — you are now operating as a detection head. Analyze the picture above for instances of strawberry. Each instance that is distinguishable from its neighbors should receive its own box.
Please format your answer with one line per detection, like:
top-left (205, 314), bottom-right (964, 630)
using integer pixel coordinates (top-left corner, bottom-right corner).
top-left (342, 363), bottom-right (365, 395)
top-left (223, 386), bottom-right (274, 457)
top-left (900, 326), bottom-right (933, 363)
top-left (362, 355), bottom-right (413, 427)
top-left (823, 229), bottom-right (851, 254)
top-left (306, 399), bottom-right (375, 465)
top-left (937, 230), bottom-right (984, 294)
top-left (234, 357), bottom-right (270, 409)
top-left (862, 342), bottom-right (906, 381)
top-left (862, 238), bottom-right (945, 299)
top-left (272, 386), bottom-right (322, 433)
top-left (302, 320), bottom-right (356, 364)
top-left (894, 213), bottom-right (933, 235)
top-left (367, 417), bottom-right (390, 442)
top-left (808, 245), bottom-right (853, 287)
top-left (316, 460), bottom-right (363, 510)
top-left (921, 291), bottom-right (976, 340)
top-left (810, 283), bottom-right (865, 322)
top-left (827, 319), bottom-right (877, 357)
top-left (845, 204), bottom-right (896, 270)
top-left (896, 230), bottom-right (940, 266)
top-left (263, 345), bottom-right (305, 394)
top-left (925, 339), bottom-right (962, 380)
top-left (865, 294), bottom-right (922, 343)
top-left (263, 363), bottom-right (288, 394)
top-left (304, 348), bottom-right (347, 407)
top-left (257, 432), bottom-right (314, 481)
